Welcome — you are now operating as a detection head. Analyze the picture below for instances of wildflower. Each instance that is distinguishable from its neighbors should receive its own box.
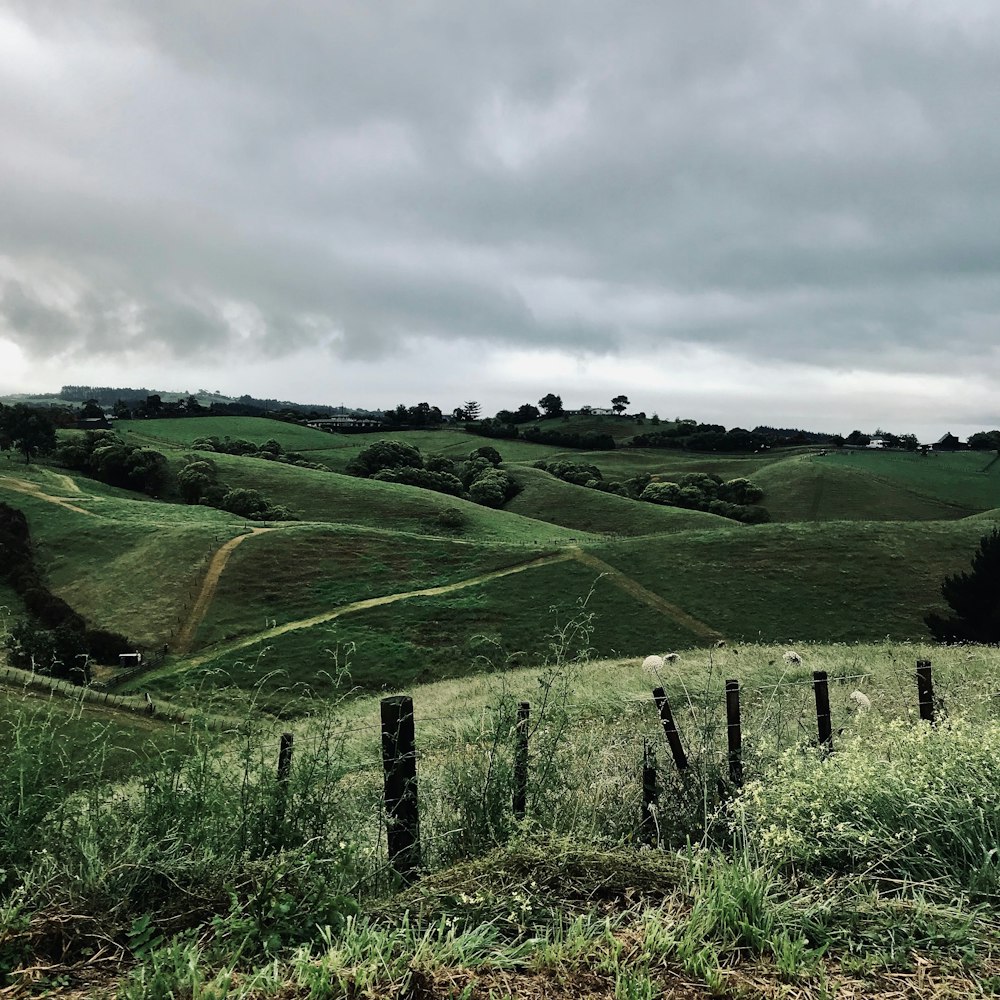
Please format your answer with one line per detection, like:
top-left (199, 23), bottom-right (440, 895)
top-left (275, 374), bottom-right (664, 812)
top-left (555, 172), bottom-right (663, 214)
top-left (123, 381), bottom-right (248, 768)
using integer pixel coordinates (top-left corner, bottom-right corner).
top-left (641, 655), bottom-right (664, 675)
top-left (849, 690), bottom-right (871, 712)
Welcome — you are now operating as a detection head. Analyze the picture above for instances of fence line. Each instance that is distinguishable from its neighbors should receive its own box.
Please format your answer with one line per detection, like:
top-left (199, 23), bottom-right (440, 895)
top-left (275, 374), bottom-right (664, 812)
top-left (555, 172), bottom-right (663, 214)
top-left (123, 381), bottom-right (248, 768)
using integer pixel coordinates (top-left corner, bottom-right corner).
top-left (289, 658), bottom-right (949, 879)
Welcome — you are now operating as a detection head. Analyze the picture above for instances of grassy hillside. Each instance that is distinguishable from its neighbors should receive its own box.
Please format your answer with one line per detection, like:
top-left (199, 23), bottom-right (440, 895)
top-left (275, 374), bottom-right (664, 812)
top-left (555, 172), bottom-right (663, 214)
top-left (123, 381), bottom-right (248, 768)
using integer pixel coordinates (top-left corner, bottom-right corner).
top-left (591, 516), bottom-right (998, 643)
top-left (753, 454), bottom-right (965, 521)
top-left (172, 450), bottom-right (588, 543)
top-left (2, 430), bottom-right (997, 720)
top-left (506, 465), bottom-right (725, 536)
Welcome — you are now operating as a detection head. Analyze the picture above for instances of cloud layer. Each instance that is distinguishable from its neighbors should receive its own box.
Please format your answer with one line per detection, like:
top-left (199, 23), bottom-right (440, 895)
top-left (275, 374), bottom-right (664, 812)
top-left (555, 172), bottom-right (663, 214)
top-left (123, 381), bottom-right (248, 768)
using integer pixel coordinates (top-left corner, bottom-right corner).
top-left (1, 1), bottom-right (999, 433)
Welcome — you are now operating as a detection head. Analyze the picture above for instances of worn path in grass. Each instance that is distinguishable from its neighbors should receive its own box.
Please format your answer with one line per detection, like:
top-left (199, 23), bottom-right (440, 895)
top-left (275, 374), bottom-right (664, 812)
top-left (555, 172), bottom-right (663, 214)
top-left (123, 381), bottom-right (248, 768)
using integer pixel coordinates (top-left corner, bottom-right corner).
top-left (157, 545), bottom-right (722, 680)
top-left (174, 527), bottom-right (276, 653)
top-left (0, 473), bottom-right (97, 517)
top-left (166, 550), bottom-right (580, 671)
top-left (569, 548), bottom-right (721, 641)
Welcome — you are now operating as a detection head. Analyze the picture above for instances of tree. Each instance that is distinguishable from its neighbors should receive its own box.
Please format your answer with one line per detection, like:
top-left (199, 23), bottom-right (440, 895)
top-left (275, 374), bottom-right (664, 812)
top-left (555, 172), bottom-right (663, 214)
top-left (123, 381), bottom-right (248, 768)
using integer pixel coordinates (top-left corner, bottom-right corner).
top-left (463, 401), bottom-right (481, 421)
top-left (346, 440), bottom-right (423, 477)
top-left (515, 403), bottom-right (541, 423)
top-left (611, 394), bottom-right (630, 416)
top-left (926, 529), bottom-right (1000, 643)
top-left (969, 430), bottom-right (1000, 451)
top-left (0, 405), bottom-right (57, 464)
top-left (538, 393), bottom-right (563, 418)
top-left (80, 398), bottom-right (103, 419)
top-left (178, 460), bottom-right (218, 503)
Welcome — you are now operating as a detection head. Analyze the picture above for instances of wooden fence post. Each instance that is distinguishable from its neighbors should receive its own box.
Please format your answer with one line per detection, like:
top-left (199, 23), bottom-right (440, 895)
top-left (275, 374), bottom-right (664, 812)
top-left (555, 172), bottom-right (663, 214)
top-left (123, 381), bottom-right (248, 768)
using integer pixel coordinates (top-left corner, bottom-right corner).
top-left (813, 671), bottom-right (833, 753)
top-left (652, 687), bottom-right (689, 772)
top-left (381, 695), bottom-right (421, 880)
top-left (640, 739), bottom-right (658, 845)
top-left (916, 660), bottom-right (935, 724)
top-left (725, 679), bottom-right (743, 788)
top-left (513, 701), bottom-right (529, 821)
top-left (274, 732), bottom-right (293, 845)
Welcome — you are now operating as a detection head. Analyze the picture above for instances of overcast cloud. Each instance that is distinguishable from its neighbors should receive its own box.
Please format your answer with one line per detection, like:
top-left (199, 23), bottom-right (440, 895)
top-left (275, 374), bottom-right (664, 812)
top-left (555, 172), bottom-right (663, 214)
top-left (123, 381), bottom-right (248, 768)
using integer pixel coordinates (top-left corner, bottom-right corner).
top-left (1, 1), bottom-right (999, 437)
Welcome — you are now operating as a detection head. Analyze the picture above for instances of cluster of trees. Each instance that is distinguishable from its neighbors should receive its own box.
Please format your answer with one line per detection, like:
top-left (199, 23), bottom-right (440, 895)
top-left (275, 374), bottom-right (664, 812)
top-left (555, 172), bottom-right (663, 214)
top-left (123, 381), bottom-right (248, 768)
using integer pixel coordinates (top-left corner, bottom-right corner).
top-left (844, 429), bottom-right (919, 449)
top-left (177, 458), bottom-right (296, 521)
top-left (639, 473), bottom-right (769, 523)
top-left (968, 430), bottom-right (1000, 451)
top-left (380, 402), bottom-right (445, 428)
top-left (190, 436), bottom-right (325, 470)
top-left (55, 433), bottom-right (171, 495)
top-left (631, 421), bottom-right (851, 453)
top-left (535, 460), bottom-right (651, 499)
top-left (0, 403), bottom-right (58, 463)
top-left (522, 426), bottom-right (616, 450)
top-left (535, 462), bottom-right (768, 523)
top-left (346, 442), bottom-right (521, 509)
top-left (631, 422), bottom-right (772, 453)
top-left (0, 503), bottom-right (131, 681)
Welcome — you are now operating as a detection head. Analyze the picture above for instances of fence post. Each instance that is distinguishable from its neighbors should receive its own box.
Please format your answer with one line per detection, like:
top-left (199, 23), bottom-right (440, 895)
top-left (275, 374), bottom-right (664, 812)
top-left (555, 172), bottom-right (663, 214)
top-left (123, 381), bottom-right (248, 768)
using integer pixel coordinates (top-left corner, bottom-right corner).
top-left (652, 687), bottom-right (688, 772)
top-left (640, 739), bottom-right (658, 845)
top-left (813, 671), bottom-right (833, 753)
top-left (916, 659), bottom-right (935, 724)
top-left (381, 695), bottom-right (421, 880)
top-left (513, 701), bottom-right (529, 821)
top-left (725, 679), bottom-right (743, 788)
top-left (274, 732), bottom-right (294, 846)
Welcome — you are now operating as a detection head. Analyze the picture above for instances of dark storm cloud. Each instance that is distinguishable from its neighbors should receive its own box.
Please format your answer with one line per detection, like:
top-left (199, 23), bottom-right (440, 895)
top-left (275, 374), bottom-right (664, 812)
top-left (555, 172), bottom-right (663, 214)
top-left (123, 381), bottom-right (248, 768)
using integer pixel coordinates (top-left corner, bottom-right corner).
top-left (1, 0), bottom-right (1000, 386)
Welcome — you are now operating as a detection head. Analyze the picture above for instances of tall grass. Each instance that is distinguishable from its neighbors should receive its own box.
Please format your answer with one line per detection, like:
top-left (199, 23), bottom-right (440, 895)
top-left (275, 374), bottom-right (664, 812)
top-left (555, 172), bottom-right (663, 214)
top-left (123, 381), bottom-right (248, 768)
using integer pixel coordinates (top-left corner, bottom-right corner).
top-left (3, 639), bottom-right (1000, 990)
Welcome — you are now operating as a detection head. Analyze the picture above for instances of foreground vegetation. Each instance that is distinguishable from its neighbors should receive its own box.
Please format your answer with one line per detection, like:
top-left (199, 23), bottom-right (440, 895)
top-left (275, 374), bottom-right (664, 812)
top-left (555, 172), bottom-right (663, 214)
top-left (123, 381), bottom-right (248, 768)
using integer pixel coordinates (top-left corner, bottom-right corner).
top-left (2, 639), bottom-right (1000, 995)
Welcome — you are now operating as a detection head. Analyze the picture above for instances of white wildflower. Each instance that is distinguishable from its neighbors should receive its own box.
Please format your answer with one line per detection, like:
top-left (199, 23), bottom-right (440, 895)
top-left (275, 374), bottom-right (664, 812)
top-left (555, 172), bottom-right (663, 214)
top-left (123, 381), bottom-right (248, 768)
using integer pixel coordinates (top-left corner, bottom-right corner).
top-left (849, 690), bottom-right (872, 712)
top-left (782, 650), bottom-right (802, 665)
top-left (642, 655), bottom-right (664, 674)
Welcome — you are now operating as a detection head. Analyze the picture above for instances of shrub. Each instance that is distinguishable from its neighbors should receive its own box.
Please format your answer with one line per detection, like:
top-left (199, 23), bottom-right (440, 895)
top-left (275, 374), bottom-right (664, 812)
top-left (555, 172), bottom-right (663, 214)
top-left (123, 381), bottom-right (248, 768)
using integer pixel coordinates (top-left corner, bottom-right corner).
top-left (346, 440), bottom-right (423, 477)
top-left (372, 467), bottom-right (467, 498)
top-left (731, 716), bottom-right (1000, 893)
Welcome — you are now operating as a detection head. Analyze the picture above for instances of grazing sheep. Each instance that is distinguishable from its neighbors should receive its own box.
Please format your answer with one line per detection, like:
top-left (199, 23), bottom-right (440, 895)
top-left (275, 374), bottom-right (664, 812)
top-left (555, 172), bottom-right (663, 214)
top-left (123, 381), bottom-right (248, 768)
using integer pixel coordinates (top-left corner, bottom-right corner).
top-left (850, 690), bottom-right (872, 712)
top-left (663, 652), bottom-right (679, 662)
top-left (715, 639), bottom-right (726, 648)
top-left (782, 650), bottom-right (802, 665)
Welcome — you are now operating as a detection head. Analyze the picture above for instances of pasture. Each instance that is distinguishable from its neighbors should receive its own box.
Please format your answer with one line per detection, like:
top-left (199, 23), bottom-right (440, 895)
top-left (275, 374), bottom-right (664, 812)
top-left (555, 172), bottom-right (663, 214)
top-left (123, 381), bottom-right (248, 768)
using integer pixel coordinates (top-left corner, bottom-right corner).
top-left (3, 639), bottom-right (1000, 995)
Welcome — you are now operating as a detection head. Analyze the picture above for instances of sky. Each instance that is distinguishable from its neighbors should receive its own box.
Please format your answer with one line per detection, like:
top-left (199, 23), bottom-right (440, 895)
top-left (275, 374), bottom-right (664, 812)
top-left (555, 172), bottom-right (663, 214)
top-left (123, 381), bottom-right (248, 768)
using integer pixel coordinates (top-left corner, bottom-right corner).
top-left (1, 1), bottom-right (1000, 439)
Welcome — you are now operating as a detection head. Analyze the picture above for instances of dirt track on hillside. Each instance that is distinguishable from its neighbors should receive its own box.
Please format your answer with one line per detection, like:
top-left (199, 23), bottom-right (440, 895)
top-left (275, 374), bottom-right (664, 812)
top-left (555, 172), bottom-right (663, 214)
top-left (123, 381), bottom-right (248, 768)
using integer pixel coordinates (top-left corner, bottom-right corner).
top-left (183, 550), bottom-right (579, 667)
top-left (569, 548), bottom-right (720, 640)
top-left (0, 474), bottom-right (96, 516)
top-left (175, 527), bottom-right (275, 653)
top-left (176, 543), bottom-right (721, 670)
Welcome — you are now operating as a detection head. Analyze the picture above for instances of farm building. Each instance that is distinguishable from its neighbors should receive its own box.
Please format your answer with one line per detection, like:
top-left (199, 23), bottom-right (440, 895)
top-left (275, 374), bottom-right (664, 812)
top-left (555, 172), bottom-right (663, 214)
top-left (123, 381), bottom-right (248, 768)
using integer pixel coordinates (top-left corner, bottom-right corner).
top-left (934, 432), bottom-right (964, 451)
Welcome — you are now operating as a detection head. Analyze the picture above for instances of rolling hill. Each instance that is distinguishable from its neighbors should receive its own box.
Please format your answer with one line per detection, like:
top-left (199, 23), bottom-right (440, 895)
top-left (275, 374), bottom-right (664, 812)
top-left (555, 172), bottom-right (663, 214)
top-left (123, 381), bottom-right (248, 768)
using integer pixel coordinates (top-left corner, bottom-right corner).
top-left (1, 418), bottom-right (995, 714)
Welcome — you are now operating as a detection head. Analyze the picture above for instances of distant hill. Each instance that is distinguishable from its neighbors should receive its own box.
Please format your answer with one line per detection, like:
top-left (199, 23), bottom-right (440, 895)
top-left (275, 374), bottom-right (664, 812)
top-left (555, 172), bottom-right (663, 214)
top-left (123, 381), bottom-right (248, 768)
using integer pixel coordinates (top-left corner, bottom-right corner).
top-left (0, 385), bottom-right (378, 418)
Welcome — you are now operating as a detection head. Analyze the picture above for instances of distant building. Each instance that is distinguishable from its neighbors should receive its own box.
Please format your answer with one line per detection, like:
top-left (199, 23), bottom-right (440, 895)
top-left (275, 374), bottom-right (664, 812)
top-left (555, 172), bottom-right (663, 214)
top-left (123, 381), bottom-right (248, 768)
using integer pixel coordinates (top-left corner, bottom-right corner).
top-left (306, 415), bottom-right (381, 431)
top-left (935, 432), bottom-right (963, 451)
top-left (76, 415), bottom-right (111, 431)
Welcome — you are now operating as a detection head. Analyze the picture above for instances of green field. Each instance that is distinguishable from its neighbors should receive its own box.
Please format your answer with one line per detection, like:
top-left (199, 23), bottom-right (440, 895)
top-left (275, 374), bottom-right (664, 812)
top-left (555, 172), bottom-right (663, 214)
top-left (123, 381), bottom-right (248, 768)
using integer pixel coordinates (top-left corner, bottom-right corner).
top-left (1, 421), bottom-right (997, 715)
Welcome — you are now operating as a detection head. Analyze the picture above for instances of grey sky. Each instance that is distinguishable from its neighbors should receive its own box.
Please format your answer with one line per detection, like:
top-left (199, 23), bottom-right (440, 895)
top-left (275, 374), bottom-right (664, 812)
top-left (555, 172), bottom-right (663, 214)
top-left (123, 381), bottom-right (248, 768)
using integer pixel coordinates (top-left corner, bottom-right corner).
top-left (1, 1), bottom-right (999, 437)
